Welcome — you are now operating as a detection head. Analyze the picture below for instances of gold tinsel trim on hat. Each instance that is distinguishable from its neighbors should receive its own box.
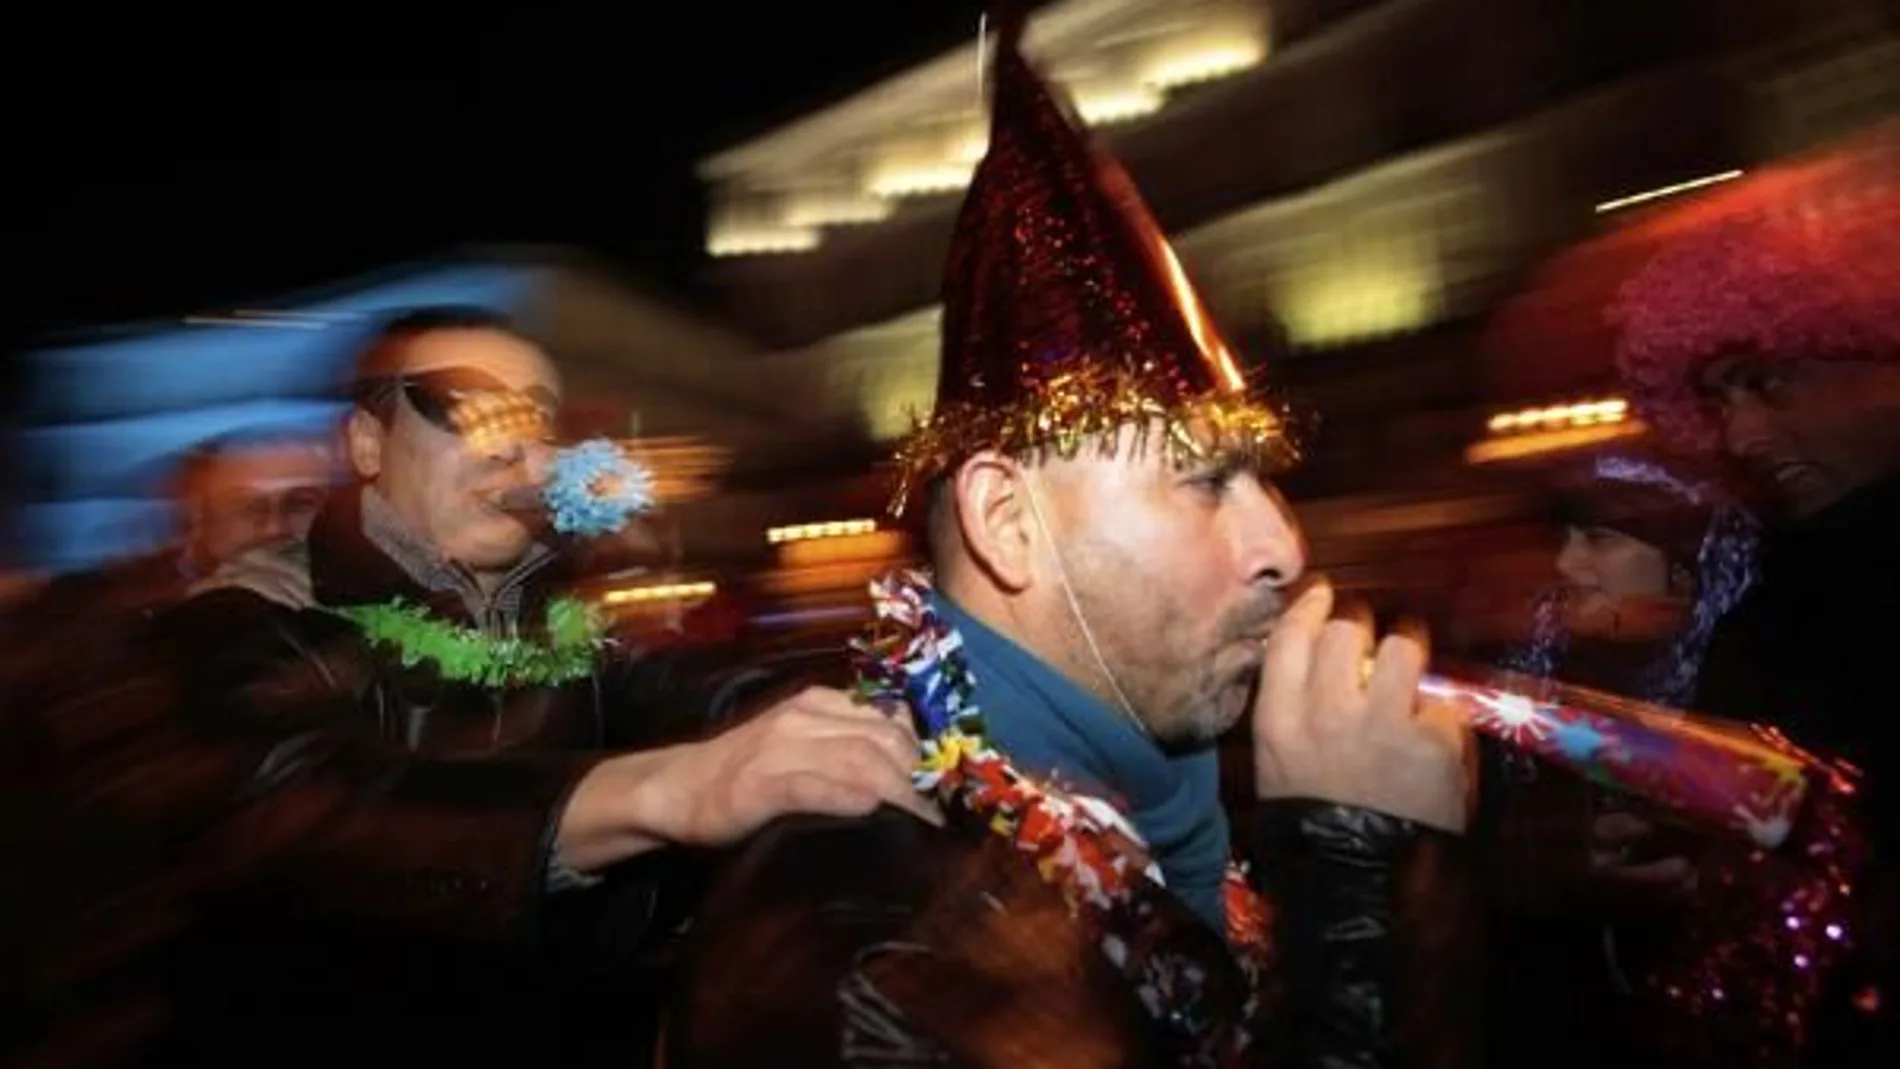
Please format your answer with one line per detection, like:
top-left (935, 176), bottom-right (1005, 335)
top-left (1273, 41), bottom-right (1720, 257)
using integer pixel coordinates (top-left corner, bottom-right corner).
top-left (888, 363), bottom-right (1304, 517)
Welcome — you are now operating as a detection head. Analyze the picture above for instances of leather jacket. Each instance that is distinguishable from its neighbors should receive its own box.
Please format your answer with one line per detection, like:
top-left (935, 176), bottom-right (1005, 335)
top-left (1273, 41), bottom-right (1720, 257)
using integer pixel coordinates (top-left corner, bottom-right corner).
top-left (1, 550), bottom-right (206, 1069)
top-left (667, 729), bottom-right (1477, 1068)
top-left (7, 489), bottom-right (752, 1069)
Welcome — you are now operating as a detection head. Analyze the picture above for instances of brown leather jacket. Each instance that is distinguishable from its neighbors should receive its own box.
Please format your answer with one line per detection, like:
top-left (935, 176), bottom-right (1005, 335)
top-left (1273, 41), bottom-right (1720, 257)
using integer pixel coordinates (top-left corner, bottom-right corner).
top-left (3, 490), bottom-right (758, 1069)
top-left (667, 785), bottom-right (1479, 1067)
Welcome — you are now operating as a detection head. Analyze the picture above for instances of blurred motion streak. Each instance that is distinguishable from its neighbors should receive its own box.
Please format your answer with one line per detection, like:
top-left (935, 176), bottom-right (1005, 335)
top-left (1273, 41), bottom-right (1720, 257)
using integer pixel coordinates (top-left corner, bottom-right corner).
top-left (624, 436), bottom-right (732, 506)
top-left (1465, 421), bottom-right (1648, 464)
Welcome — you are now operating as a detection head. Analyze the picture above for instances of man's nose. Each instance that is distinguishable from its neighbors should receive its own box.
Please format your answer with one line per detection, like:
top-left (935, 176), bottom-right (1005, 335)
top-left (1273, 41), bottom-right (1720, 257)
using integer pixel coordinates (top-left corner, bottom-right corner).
top-left (247, 500), bottom-right (291, 543)
top-left (1554, 532), bottom-right (1590, 582)
top-left (519, 440), bottom-right (556, 484)
top-left (1722, 395), bottom-right (1781, 462)
top-left (1234, 478), bottom-right (1306, 590)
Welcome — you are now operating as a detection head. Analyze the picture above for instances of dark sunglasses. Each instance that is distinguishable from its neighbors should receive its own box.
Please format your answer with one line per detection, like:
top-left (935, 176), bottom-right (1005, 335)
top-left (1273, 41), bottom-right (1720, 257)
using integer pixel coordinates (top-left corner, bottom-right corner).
top-left (359, 369), bottom-right (559, 449)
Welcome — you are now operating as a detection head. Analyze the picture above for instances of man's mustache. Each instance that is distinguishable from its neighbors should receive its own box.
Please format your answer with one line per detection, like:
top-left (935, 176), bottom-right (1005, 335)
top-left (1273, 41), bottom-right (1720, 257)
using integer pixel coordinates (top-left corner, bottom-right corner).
top-left (1221, 592), bottom-right (1285, 643)
top-left (494, 486), bottom-right (546, 513)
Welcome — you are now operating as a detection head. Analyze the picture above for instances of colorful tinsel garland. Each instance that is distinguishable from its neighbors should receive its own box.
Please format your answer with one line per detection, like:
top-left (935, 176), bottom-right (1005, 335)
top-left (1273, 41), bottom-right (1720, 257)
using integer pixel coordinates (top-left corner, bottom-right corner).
top-left (850, 569), bottom-right (1269, 1060)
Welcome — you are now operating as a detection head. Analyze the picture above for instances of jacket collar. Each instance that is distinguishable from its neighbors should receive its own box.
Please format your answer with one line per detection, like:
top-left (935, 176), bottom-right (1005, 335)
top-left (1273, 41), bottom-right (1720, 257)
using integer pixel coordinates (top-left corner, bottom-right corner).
top-left (310, 485), bottom-right (562, 633)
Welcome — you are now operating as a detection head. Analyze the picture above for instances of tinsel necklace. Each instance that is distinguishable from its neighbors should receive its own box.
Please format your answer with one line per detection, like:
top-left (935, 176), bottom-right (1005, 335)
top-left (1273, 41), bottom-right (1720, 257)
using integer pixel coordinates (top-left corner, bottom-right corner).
top-left (334, 596), bottom-right (608, 687)
top-left (851, 569), bottom-right (1270, 1060)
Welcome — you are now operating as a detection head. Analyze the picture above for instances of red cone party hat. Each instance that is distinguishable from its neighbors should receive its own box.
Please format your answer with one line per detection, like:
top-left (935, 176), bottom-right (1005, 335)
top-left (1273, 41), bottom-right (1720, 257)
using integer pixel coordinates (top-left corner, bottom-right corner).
top-left (890, 11), bottom-right (1297, 514)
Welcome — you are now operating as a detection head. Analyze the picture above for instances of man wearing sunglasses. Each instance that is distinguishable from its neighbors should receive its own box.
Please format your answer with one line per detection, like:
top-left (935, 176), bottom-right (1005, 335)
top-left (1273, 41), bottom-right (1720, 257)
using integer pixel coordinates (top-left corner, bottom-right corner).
top-left (29, 306), bottom-right (933, 1069)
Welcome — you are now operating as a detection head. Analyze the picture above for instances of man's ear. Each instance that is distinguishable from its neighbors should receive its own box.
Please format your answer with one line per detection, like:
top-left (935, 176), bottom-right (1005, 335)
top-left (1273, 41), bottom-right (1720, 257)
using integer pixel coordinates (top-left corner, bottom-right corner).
top-left (345, 409), bottom-right (385, 481)
top-left (953, 451), bottom-right (1039, 594)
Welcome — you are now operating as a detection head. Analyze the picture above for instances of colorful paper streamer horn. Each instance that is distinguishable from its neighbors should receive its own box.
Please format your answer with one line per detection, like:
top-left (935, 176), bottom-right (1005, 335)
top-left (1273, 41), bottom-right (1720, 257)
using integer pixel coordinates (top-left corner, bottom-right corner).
top-left (1422, 667), bottom-right (1876, 1061)
top-left (1420, 667), bottom-right (1845, 849)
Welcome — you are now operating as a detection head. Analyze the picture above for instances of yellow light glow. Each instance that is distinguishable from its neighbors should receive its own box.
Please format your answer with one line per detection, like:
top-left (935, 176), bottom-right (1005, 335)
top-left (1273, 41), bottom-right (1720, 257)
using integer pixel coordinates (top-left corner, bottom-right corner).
top-left (600, 580), bottom-right (716, 606)
top-left (865, 161), bottom-right (976, 199)
top-left (707, 225), bottom-right (821, 257)
top-left (776, 529), bottom-right (910, 571)
top-left (1482, 397), bottom-right (1634, 440)
top-left (1466, 421), bottom-right (1648, 464)
top-left (759, 558), bottom-right (906, 599)
top-left (767, 518), bottom-right (880, 544)
top-left (781, 189), bottom-right (896, 228)
top-left (1276, 261), bottom-right (1436, 348)
top-left (1139, 40), bottom-right (1266, 90)
top-left (1075, 85), bottom-right (1165, 125)
top-left (707, 194), bottom-right (826, 257)
top-left (825, 306), bottom-right (944, 442)
top-left (951, 131), bottom-right (989, 164)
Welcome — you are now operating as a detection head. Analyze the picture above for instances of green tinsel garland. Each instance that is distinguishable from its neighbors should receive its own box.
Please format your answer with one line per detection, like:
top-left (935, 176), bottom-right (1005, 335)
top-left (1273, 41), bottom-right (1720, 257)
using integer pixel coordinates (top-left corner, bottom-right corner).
top-left (333, 597), bottom-right (608, 687)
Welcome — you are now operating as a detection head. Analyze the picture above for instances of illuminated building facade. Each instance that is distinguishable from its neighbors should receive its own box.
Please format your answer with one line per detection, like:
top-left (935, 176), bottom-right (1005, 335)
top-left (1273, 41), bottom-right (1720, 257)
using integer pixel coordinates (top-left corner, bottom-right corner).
top-left (692, 0), bottom-right (1896, 611)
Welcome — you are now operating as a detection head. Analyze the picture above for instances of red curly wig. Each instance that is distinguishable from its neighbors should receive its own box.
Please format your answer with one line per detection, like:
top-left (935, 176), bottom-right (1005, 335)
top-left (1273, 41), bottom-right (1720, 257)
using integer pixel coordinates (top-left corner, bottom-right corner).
top-left (1609, 131), bottom-right (1900, 452)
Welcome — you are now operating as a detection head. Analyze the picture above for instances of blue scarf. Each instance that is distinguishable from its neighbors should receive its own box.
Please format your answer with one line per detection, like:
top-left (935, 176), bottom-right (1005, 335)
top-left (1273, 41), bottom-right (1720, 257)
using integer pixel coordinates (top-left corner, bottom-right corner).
top-left (934, 595), bottom-right (1231, 932)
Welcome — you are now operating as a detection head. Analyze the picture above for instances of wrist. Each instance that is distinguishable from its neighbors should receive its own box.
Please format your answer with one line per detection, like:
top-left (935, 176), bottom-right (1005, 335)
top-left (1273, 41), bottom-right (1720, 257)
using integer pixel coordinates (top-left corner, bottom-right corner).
top-left (554, 749), bottom-right (680, 872)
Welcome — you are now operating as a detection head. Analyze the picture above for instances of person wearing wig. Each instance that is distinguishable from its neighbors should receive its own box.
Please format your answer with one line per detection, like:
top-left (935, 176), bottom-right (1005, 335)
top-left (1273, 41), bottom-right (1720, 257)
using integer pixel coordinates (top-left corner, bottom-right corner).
top-left (1610, 141), bottom-right (1900, 1065)
top-left (1481, 450), bottom-right (1759, 1069)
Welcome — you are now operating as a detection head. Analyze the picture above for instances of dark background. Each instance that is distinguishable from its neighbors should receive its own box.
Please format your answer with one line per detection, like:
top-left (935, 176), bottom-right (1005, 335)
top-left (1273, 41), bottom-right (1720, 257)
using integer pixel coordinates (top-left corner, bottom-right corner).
top-left (11, 5), bottom-right (990, 346)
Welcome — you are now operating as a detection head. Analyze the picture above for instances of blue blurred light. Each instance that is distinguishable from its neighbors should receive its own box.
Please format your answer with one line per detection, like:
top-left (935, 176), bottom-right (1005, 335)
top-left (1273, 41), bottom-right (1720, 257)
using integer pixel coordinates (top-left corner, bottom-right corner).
top-left (10, 499), bottom-right (179, 573)
top-left (12, 400), bottom-right (348, 500)
top-left (19, 263), bottom-right (535, 423)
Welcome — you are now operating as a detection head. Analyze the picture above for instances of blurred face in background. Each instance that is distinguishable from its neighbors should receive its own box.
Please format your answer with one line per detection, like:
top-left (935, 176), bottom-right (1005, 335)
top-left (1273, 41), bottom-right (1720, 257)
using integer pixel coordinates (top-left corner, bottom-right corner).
top-left (1553, 525), bottom-right (1672, 639)
top-left (182, 442), bottom-right (334, 571)
top-left (1699, 354), bottom-right (1900, 520)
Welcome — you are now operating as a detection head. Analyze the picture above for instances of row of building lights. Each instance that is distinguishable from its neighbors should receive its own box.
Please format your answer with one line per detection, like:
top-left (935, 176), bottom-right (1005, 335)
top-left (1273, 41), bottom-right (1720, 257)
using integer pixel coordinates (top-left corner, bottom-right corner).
top-left (767, 518), bottom-right (880, 544)
top-left (865, 38), bottom-right (1266, 199)
top-left (598, 521), bottom-right (894, 606)
top-left (1486, 398), bottom-right (1629, 435)
top-left (601, 581), bottom-right (716, 606)
top-left (1467, 397), bottom-right (1642, 464)
top-left (709, 29), bottom-right (1267, 257)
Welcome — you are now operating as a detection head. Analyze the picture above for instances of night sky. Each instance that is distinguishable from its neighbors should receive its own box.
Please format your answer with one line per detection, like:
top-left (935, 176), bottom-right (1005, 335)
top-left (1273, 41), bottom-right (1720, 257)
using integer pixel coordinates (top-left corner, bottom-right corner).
top-left (15, 5), bottom-right (986, 345)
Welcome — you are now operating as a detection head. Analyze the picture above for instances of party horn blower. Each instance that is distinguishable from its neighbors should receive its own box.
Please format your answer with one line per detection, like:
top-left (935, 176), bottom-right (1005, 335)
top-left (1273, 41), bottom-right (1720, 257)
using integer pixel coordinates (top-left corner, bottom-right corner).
top-left (1419, 666), bottom-right (1844, 849)
top-left (1424, 668), bottom-right (1874, 1060)
top-left (498, 439), bottom-right (658, 536)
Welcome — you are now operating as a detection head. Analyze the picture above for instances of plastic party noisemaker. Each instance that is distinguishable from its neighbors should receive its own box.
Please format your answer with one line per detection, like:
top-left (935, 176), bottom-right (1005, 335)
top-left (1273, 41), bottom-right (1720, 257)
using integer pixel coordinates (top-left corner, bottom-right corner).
top-left (1422, 667), bottom-right (1873, 1061)
top-left (1419, 666), bottom-right (1830, 848)
top-left (496, 439), bottom-right (657, 536)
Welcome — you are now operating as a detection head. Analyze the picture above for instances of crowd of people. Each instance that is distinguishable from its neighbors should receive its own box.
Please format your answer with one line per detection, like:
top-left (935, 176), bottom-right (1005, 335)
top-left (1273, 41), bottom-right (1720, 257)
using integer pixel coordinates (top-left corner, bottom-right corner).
top-left (2, 18), bottom-right (1895, 1069)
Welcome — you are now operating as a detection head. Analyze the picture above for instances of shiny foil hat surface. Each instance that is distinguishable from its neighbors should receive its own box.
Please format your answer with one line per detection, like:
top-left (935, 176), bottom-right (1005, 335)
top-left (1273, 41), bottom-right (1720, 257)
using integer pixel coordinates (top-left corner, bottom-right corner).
top-left (888, 17), bottom-right (1299, 515)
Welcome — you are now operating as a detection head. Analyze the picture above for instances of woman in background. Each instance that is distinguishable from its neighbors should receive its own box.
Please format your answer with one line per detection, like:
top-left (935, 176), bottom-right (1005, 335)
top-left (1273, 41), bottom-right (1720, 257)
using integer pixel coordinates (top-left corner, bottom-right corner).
top-left (1481, 450), bottom-right (1759, 1068)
